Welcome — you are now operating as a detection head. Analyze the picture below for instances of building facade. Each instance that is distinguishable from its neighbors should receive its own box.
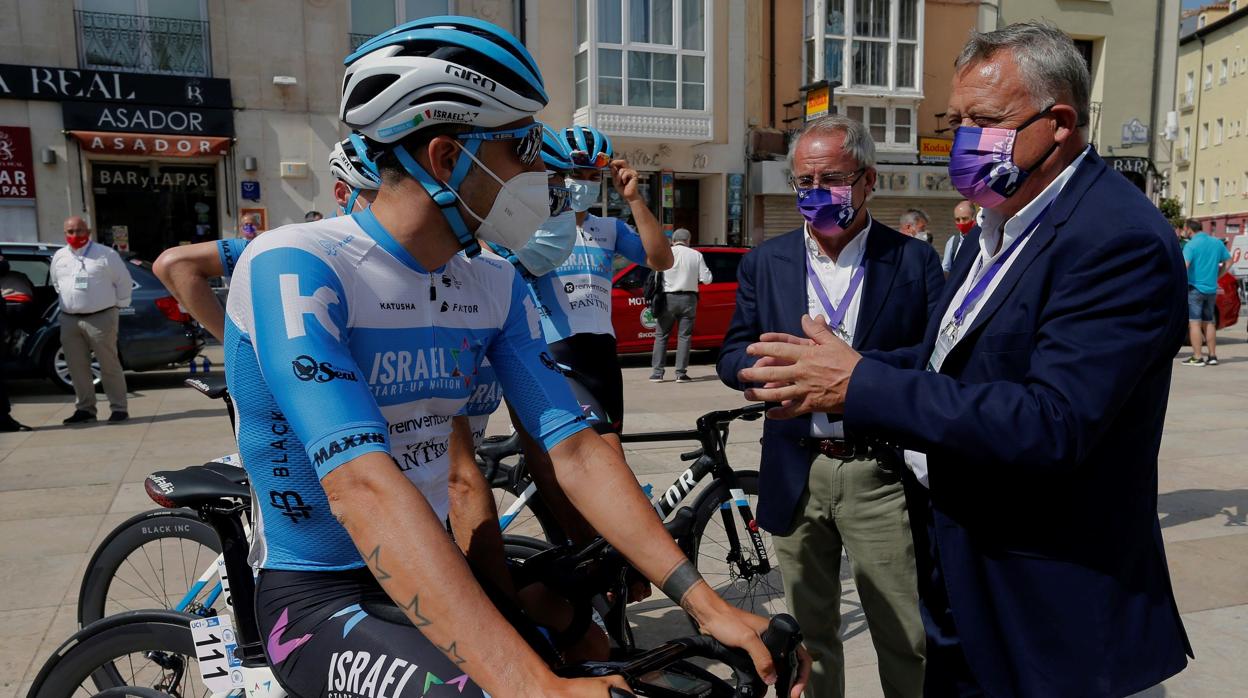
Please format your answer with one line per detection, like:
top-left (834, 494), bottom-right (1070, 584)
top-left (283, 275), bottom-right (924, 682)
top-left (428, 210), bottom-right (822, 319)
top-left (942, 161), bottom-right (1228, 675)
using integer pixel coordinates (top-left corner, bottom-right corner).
top-left (1172, 4), bottom-right (1248, 235)
top-left (0, 0), bottom-right (743, 255)
top-left (990, 0), bottom-right (1182, 203)
top-left (745, 0), bottom-right (979, 250)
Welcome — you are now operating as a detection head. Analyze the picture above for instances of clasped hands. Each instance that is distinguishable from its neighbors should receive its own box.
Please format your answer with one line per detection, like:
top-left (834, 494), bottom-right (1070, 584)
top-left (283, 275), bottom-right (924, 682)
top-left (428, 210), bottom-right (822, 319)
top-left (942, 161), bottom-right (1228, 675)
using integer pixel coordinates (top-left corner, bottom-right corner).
top-left (738, 314), bottom-right (862, 418)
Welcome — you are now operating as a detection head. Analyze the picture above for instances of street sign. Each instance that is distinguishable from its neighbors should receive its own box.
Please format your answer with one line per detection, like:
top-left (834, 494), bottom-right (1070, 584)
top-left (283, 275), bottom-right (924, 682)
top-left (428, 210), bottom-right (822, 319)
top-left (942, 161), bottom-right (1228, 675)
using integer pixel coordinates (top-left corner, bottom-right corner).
top-left (241, 180), bottom-right (261, 201)
top-left (805, 84), bottom-right (830, 121)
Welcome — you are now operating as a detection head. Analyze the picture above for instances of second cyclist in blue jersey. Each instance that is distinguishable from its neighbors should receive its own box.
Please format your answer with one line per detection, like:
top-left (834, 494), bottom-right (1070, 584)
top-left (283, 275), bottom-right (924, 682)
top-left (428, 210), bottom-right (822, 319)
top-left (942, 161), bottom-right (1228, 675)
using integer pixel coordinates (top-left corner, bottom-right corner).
top-left (220, 16), bottom-right (805, 698)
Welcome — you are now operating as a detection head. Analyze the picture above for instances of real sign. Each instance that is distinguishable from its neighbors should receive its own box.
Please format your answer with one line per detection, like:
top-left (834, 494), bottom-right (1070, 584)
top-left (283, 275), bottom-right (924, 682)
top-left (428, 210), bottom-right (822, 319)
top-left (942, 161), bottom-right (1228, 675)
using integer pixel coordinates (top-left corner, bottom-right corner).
top-left (0, 125), bottom-right (35, 199)
top-left (0, 63), bottom-right (231, 108)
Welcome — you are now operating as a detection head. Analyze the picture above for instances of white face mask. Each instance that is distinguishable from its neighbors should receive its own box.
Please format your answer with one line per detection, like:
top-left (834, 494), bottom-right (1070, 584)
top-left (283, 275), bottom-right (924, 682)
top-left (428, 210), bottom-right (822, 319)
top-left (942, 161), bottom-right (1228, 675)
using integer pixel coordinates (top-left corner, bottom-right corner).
top-left (452, 143), bottom-right (550, 251)
top-left (567, 178), bottom-right (601, 212)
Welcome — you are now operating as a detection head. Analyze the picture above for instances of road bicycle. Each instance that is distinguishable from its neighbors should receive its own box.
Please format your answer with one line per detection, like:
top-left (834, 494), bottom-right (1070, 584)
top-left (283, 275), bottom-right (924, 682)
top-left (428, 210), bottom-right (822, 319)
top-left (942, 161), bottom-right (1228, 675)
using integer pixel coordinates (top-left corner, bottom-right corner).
top-left (32, 462), bottom-right (803, 698)
top-left (78, 379), bottom-right (785, 630)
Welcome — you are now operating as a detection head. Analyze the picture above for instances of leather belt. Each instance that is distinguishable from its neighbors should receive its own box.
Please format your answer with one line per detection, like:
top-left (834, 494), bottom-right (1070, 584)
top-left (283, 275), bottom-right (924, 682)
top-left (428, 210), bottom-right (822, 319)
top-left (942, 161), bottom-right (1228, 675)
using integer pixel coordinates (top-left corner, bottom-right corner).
top-left (801, 437), bottom-right (899, 466)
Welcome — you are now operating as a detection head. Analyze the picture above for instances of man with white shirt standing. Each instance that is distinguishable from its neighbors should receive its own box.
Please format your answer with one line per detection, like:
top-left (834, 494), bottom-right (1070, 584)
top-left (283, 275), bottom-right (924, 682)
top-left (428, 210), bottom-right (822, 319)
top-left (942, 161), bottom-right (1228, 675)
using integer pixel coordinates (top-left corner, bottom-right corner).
top-left (718, 114), bottom-right (943, 698)
top-left (649, 228), bottom-right (712, 383)
top-left (738, 22), bottom-right (1191, 696)
top-left (52, 216), bottom-right (133, 425)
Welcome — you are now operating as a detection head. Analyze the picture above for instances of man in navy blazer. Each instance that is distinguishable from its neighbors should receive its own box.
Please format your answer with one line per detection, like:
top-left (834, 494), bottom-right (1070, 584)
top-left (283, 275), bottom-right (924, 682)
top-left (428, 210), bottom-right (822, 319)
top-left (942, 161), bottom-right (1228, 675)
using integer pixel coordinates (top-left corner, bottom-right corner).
top-left (738, 22), bottom-right (1191, 697)
top-left (719, 114), bottom-right (943, 698)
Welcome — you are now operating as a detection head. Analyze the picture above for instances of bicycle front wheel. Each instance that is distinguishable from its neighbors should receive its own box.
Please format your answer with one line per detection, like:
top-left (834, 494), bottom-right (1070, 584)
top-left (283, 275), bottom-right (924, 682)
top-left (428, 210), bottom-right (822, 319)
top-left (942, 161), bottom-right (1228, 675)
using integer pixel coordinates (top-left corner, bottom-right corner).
top-left (28, 610), bottom-right (209, 698)
top-left (77, 509), bottom-right (223, 627)
top-left (689, 471), bottom-right (788, 619)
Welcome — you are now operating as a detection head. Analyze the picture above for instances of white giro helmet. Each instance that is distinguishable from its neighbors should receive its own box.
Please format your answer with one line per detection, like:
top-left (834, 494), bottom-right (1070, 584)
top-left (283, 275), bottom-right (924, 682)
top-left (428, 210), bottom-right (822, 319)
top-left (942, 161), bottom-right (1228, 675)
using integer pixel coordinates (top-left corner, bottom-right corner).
top-left (327, 136), bottom-right (381, 191)
top-left (340, 16), bottom-right (548, 143)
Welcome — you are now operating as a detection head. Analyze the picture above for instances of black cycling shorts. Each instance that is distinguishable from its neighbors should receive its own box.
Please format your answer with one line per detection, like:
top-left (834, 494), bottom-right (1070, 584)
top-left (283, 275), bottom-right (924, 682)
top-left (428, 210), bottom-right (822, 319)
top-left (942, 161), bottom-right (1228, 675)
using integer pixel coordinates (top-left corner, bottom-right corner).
top-left (548, 333), bottom-right (624, 435)
top-left (255, 567), bottom-right (555, 698)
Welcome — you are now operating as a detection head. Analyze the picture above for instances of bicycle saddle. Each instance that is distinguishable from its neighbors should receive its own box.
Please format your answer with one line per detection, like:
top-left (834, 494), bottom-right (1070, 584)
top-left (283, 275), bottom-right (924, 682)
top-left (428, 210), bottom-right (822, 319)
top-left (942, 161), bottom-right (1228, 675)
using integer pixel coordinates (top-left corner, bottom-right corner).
top-left (184, 376), bottom-right (229, 400)
top-left (477, 432), bottom-right (522, 462)
top-left (200, 460), bottom-right (249, 487)
top-left (145, 465), bottom-right (250, 509)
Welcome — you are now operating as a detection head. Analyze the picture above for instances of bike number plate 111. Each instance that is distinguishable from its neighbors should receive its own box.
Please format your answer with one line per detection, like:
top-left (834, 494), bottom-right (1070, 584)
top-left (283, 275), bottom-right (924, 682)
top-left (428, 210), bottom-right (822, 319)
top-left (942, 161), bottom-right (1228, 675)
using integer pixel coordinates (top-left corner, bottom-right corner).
top-left (190, 614), bottom-right (245, 693)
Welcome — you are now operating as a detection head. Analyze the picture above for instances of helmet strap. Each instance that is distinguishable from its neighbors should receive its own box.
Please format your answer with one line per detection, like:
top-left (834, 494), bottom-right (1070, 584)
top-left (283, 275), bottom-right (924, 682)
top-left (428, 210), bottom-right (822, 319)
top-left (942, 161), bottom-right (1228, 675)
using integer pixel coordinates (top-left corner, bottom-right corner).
top-left (345, 188), bottom-right (362, 214)
top-left (348, 132), bottom-right (381, 180)
top-left (392, 142), bottom-right (481, 258)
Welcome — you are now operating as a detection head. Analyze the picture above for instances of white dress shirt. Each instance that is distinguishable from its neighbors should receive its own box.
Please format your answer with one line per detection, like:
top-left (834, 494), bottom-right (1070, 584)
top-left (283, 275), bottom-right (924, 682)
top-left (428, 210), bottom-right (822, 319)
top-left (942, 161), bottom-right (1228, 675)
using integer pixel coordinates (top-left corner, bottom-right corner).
top-left (903, 146), bottom-right (1091, 487)
top-left (805, 218), bottom-right (871, 437)
top-left (51, 242), bottom-right (133, 314)
top-left (662, 243), bottom-right (713, 292)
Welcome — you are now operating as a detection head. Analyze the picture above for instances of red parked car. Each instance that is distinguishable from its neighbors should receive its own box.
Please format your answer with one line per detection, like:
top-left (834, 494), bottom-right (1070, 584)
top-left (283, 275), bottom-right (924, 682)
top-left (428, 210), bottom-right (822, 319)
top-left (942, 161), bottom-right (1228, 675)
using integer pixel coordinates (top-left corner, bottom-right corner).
top-left (611, 246), bottom-right (748, 354)
top-left (1214, 271), bottom-right (1241, 330)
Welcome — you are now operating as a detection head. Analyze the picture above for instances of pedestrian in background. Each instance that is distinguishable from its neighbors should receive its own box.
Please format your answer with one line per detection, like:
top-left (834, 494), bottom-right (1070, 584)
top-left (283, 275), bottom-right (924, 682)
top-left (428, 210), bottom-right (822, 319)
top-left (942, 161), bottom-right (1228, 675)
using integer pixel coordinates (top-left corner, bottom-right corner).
top-left (1180, 218), bottom-right (1201, 249)
top-left (899, 209), bottom-right (933, 245)
top-left (52, 216), bottom-right (132, 425)
top-left (942, 200), bottom-right (977, 273)
top-left (1181, 225), bottom-right (1231, 366)
top-left (0, 252), bottom-right (32, 432)
top-left (650, 228), bottom-right (711, 383)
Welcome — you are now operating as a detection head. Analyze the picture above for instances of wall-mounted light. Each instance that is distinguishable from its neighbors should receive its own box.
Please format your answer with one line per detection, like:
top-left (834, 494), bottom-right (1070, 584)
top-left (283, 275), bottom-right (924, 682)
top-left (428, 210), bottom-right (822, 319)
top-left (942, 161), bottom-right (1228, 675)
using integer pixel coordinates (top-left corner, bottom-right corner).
top-left (243, 156), bottom-right (258, 172)
top-left (272, 75), bottom-right (298, 87)
top-left (40, 147), bottom-right (57, 164)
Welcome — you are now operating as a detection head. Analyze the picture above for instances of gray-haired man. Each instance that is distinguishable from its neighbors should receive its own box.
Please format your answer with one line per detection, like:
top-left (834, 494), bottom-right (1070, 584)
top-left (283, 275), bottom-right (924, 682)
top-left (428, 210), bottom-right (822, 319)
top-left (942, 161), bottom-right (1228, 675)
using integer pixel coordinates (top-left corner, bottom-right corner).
top-left (719, 114), bottom-right (942, 697)
top-left (899, 209), bottom-right (932, 244)
top-left (650, 228), bottom-right (711, 383)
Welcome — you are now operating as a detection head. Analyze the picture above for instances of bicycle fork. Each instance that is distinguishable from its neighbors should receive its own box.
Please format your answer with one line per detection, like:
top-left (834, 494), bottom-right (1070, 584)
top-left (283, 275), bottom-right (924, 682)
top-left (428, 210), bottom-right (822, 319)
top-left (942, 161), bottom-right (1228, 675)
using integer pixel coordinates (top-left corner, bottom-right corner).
top-left (718, 488), bottom-right (771, 581)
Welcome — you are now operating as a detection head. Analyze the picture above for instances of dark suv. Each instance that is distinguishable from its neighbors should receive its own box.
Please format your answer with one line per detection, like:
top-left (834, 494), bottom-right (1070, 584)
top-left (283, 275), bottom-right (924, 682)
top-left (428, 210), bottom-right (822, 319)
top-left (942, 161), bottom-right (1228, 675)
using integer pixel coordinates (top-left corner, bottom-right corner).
top-left (2, 242), bottom-right (205, 391)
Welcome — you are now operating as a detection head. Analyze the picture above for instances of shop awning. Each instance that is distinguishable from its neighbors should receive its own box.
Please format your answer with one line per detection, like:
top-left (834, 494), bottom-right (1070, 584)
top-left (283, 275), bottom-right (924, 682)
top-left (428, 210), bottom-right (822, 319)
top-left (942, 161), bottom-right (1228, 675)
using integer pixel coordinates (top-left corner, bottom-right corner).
top-left (68, 130), bottom-right (231, 157)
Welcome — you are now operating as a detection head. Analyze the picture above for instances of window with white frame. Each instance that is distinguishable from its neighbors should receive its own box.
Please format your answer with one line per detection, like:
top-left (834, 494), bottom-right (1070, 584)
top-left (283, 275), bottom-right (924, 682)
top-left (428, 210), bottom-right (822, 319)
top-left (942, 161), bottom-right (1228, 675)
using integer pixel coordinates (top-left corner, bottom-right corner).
top-left (1243, 171), bottom-right (1248, 196)
top-left (1216, 118), bottom-right (1224, 144)
top-left (1213, 177), bottom-right (1220, 202)
top-left (1205, 63), bottom-right (1213, 88)
top-left (1197, 179), bottom-right (1205, 204)
top-left (844, 103), bottom-right (914, 149)
top-left (1221, 58), bottom-right (1229, 84)
top-left (1183, 126), bottom-right (1191, 153)
top-left (1185, 71), bottom-right (1194, 96)
top-left (350, 0), bottom-right (455, 44)
top-left (573, 0), bottom-right (709, 111)
top-left (1201, 122), bottom-right (1209, 148)
top-left (1180, 181), bottom-right (1188, 213)
top-left (804, 0), bottom-right (922, 92)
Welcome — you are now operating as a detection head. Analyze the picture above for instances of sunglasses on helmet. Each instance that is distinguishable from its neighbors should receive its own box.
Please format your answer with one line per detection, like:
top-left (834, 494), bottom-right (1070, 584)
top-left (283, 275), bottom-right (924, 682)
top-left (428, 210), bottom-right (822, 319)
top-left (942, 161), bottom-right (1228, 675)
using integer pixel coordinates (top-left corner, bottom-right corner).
top-left (456, 123), bottom-right (544, 167)
top-left (569, 149), bottom-right (612, 170)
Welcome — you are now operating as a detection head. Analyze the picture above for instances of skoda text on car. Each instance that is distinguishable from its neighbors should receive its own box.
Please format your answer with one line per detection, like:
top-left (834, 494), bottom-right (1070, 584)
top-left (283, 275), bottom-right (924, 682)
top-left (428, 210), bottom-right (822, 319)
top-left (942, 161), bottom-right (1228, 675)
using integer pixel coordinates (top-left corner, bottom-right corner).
top-left (612, 245), bottom-right (748, 353)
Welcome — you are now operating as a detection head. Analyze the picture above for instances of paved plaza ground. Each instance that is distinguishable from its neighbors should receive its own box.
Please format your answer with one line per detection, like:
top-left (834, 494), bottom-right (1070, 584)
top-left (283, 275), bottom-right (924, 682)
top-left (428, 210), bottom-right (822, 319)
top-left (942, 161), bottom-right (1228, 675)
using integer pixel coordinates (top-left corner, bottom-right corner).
top-left (2, 331), bottom-right (1246, 696)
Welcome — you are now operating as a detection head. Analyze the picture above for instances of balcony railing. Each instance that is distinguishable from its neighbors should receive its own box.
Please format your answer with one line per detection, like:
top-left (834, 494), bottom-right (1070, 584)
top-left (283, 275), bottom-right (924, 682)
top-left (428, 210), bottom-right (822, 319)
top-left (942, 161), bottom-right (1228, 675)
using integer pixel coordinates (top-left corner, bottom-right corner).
top-left (1179, 91), bottom-right (1195, 111)
top-left (349, 33), bottom-right (373, 53)
top-left (75, 10), bottom-right (212, 77)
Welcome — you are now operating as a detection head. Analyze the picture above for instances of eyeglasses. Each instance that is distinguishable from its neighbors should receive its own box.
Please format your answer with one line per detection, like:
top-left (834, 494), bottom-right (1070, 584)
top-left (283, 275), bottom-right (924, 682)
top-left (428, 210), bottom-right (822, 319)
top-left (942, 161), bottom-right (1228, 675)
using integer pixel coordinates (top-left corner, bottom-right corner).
top-left (549, 185), bottom-right (572, 215)
top-left (456, 123), bottom-right (544, 166)
top-left (569, 149), bottom-right (612, 170)
top-left (791, 168), bottom-right (866, 192)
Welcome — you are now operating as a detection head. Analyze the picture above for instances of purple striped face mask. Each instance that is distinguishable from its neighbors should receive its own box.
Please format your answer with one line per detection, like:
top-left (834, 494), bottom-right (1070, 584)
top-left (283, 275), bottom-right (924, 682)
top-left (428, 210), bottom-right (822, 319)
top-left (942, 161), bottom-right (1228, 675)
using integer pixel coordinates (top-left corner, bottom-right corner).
top-left (948, 106), bottom-right (1057, 208)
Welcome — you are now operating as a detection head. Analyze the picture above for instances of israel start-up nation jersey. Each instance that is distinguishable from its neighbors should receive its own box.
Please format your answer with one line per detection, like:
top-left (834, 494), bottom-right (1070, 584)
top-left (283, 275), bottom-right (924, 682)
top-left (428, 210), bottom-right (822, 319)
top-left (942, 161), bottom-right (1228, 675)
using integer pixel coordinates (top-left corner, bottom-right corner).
top-left (224, 210), bottom-right (589, 571)
top-left (528, 214), bottom-right (647, 341)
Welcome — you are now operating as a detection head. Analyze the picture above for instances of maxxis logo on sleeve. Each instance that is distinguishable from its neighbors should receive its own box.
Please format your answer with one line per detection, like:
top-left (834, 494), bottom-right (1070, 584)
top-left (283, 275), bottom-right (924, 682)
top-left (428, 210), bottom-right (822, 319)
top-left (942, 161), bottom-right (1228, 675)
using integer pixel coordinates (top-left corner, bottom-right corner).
top-left (311, 432), bottom-right (386, 467)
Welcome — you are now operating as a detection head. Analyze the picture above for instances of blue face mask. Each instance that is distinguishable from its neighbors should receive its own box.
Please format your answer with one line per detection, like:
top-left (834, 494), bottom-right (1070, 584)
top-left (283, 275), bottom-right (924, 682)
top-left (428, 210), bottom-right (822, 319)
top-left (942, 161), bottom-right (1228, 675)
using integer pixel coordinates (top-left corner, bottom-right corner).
top-left (566, 178), bottom-right (601, 212)
top-left (512, 210), bottom-right (578, 277)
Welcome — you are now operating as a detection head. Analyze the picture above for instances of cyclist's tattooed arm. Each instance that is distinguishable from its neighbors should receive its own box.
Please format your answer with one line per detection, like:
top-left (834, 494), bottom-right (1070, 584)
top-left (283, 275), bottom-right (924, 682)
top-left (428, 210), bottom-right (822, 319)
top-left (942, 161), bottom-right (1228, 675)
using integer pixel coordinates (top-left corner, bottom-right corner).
top-left (324, 451), bottom-right (559, 696)
top-left (658, 559), bottom-right (704, 610)
top-left (446, 416), bottom-right (516, 603)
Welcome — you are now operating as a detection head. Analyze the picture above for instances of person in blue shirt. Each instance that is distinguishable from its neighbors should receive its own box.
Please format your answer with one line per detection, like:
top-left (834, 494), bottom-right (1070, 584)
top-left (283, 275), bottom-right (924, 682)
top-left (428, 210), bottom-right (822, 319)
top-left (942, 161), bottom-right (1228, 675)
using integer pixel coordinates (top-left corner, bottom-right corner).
top-left (1181, 226), bottom-right (1231, 366)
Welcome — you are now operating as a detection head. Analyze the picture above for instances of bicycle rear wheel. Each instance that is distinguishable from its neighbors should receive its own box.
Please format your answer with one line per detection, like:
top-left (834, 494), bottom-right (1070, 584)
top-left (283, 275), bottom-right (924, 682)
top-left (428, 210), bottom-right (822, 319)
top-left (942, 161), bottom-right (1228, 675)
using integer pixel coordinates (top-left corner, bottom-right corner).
top-left (77, 510), bottom-right (223, 627)
top-left (28, 610), bottom-right (209, 698)
top-left (689, 471), bottom-right (787, 618)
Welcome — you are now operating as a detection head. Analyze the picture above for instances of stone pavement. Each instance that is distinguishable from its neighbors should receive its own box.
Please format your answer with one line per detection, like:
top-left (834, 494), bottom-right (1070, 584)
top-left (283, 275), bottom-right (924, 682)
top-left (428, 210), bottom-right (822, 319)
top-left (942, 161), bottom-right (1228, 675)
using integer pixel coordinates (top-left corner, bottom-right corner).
top-left (2, 333), bottom-right (1247, 696)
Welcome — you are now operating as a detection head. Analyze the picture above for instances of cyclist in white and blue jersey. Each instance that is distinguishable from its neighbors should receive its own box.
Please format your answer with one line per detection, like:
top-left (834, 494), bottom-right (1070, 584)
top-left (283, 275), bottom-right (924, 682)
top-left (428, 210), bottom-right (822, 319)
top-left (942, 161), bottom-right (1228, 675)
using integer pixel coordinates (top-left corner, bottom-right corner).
top-left (154, 135), bottom-right (381, 342)
top-left (526, 125), bottom-right (673, 449)
top-left (222, 17), bottom-right (799, 698)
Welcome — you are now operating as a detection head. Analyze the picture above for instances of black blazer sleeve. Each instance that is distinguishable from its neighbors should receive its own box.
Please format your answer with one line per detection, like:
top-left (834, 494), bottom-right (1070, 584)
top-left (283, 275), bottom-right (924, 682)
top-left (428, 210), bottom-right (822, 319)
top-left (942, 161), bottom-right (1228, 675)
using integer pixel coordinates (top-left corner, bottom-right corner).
top-left (716, 246), bottom-right (761, 391)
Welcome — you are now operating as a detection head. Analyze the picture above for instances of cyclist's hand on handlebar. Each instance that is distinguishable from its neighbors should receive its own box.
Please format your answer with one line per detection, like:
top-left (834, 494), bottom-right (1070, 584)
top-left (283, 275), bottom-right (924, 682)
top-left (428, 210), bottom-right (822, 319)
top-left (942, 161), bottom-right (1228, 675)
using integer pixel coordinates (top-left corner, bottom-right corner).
top-left (695, 601), bottom-right (812, 697)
